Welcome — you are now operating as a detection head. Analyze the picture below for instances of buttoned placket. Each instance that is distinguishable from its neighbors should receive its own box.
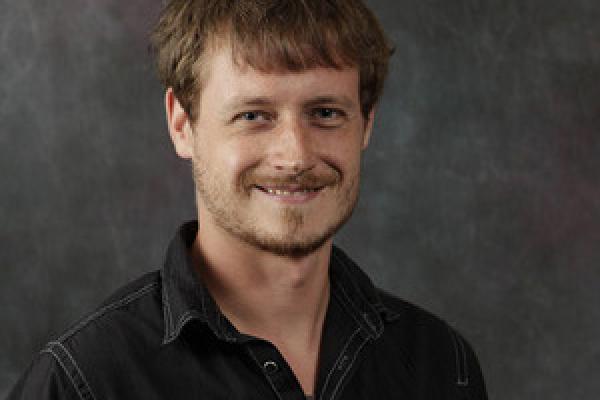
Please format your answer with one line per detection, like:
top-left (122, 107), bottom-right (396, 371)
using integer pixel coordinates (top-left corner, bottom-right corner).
top-left (245, 340), bottom-right (307, 400)
top-left (233, 294), bottom-right (378, 400)
top-left (316, 327), bottom-right (371, 400)
top-left (239, 324), bottom-right (374, 400)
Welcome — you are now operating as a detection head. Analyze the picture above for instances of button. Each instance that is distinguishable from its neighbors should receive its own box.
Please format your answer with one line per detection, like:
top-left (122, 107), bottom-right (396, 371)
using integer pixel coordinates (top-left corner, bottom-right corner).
top-left (263, 360), bottom-right (279, 374)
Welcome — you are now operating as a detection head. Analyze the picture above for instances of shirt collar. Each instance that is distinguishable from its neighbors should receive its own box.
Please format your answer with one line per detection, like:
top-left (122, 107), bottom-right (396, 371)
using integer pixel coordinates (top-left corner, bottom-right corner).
top-left (160, 220), bottom-right (234, 345)
top-left (160, 220), bottom-right (386, 345)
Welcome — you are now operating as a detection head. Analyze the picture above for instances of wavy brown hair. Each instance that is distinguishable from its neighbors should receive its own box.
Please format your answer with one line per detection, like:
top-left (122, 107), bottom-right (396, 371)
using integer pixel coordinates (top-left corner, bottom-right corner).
top-left (151, 0), bottom-right (394, 121)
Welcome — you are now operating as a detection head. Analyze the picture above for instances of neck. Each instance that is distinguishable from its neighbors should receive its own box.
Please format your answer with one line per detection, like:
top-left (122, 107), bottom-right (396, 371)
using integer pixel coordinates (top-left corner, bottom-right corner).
top-left (190, 214), bottom-right (333, 396)
top-left (190, 218), bottom-right (332, 347)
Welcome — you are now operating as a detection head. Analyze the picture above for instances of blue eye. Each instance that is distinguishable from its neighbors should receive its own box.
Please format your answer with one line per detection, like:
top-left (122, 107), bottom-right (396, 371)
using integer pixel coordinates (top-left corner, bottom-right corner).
top-left (242, 112), bottom-right (259, 121)
top-left (315, 108), bottom-right (339, 118)
top-left (238, 111), bottom-right (270, 122)
top-left (310, 107), bottom-right (346, 128)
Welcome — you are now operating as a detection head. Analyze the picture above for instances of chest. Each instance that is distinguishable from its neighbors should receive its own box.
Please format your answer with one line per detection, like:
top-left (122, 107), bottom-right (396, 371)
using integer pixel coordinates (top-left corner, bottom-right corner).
top-left (92, 339), bottom-right (464, 400)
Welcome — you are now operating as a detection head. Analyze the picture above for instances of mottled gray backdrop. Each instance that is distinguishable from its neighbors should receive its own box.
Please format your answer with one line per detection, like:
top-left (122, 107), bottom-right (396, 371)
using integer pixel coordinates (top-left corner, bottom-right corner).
top-left (1, 0), bottom-right (599, 398)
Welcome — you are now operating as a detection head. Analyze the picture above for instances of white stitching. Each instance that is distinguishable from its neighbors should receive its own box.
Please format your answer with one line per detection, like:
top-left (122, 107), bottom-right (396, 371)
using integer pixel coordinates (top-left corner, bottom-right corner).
top-left (319, 327), bottom-right (361, 397)
top-left (332, 285), bottom-right (371, 335)
top-left (165, 310), bottom-right (203, 343)
top-left (332, 253), bottom-right (381, 337)
top-left (449, 328), bottom-right (469, 386)
top-left (49, 341), bottom-right (98, 400)
top-left (332, 252), bottom-right (372, 310)
top-left (58, 282), bottom-right (158, 342)
top-left (40, 347), bottom-right (86, 400)
top-left (328, 335), bottom-right (370, 400)
top-left (161, 270), bottom-right (174, 341)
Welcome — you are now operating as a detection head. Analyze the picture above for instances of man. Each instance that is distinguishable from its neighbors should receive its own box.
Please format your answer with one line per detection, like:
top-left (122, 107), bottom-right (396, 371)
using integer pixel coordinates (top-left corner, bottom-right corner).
top-left (9, 0), bottom-right (487, 399)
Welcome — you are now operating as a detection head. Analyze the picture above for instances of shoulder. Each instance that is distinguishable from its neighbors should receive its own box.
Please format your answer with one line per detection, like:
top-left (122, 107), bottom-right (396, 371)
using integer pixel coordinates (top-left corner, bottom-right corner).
top-left (51, 271), bottom-right (164, 364)
top-left (45, 270), bottom-right (163, 361)
top-left (376, 288), bottom-right (448, 328)
top-left (375, 288), bottom-right (465, 359)
top-left (55, 270), bottom-right (162, 346)
top-left (374, 289), bottom-right (488, 398)
top-left (375, 287), bottom-right (477, 360)
top-left (8, 271), bottom-right (164, 399)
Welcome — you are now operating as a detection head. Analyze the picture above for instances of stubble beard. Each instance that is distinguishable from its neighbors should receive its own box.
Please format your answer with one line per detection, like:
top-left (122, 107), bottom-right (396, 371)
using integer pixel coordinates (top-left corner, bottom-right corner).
top-left (192, 158), bottom-right (359, 258)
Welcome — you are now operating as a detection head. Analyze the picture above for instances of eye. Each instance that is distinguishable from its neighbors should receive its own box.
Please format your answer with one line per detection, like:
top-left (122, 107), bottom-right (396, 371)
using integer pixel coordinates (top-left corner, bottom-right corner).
top-left (310, 107), bottom-right (346, 128)
top-left (313, 108), bottom-right (342, 119)
top-left (236, 111), bottom-right (271, 122)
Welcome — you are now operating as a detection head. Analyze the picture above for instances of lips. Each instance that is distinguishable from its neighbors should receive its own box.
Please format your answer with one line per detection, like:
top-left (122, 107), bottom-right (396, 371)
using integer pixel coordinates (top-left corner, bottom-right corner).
top-left (254, 185), bottom-right (323, 196)
top-left (251, 184), bottom-right (325, 204)
top-left (246, 170), bottom-right (338, 200)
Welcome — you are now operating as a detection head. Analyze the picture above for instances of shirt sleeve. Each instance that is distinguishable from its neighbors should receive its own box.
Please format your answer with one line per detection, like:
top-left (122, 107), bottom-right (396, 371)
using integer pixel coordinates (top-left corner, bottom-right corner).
top-left (6, 350), bottom-right (81, 400)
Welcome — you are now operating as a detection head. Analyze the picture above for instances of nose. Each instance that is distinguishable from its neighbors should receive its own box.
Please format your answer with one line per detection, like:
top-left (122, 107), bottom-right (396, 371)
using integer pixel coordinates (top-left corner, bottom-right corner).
top-left (268, 116), bottom-right (316, 174)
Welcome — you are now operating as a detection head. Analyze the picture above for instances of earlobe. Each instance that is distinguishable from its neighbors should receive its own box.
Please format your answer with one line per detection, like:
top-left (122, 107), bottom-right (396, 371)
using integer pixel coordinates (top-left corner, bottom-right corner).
top-left (361, 108), bottom-right (376, 150)
top-left (165, 88), bottom-right (194, 159)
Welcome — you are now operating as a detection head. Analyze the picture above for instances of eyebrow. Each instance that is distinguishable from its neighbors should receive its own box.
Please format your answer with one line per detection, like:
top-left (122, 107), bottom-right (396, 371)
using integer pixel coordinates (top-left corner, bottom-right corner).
top-left (222, 96), bottom-right (274, 113)
top-left (222, 95), bottom-right (356, 112)
top-left (303, 95), bottom-right (356, 109)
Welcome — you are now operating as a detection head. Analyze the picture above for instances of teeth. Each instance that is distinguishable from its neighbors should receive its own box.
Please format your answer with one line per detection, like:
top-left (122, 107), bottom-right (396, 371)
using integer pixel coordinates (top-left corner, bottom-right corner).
top-left (264, 188), bottom-right (318, 195)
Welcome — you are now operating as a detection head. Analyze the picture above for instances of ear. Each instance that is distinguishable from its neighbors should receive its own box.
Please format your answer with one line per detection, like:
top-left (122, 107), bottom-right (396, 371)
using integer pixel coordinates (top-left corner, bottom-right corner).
top-left (165, 87), bottom-right (194, 159)
top-left (361, 108), bottom-right (376, 150)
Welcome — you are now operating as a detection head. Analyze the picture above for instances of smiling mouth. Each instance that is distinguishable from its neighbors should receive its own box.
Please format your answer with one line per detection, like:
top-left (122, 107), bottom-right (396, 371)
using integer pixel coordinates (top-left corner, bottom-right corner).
top-left (254, 185), bottom-right (324, 196)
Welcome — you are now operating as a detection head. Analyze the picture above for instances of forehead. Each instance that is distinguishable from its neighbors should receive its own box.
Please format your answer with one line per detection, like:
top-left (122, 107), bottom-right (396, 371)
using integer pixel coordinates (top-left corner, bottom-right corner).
top-left (200, 43), bottom-right (361, 104)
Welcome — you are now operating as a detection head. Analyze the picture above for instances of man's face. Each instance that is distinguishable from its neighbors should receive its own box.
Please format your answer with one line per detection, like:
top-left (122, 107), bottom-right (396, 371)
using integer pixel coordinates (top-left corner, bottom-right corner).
top-left (187, 45), bottom-right (373, 257)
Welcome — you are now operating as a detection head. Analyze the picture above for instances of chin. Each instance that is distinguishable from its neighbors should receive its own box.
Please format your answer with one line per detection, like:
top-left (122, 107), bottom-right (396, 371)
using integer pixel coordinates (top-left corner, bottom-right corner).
top-left (239, 215), bottom-right (348, 259)
top-left (244, 233), bottom-right (332, 259)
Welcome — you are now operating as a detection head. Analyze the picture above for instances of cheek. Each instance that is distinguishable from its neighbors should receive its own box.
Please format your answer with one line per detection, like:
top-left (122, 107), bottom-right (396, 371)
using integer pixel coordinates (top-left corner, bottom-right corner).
top-left (319, 136), bottom-right (363, 174)
top-left (223, 142), bottom-right (263, 183)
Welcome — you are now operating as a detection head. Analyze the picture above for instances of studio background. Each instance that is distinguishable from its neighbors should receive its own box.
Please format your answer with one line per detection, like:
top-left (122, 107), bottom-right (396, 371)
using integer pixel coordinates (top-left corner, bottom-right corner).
top-left (1, 0), bottom-right (599, 398)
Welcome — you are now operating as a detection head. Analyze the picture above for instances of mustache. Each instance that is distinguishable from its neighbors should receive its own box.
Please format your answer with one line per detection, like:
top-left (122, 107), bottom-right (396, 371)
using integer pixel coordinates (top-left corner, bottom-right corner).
top-left (243, 169), bottom-right (339, 189)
